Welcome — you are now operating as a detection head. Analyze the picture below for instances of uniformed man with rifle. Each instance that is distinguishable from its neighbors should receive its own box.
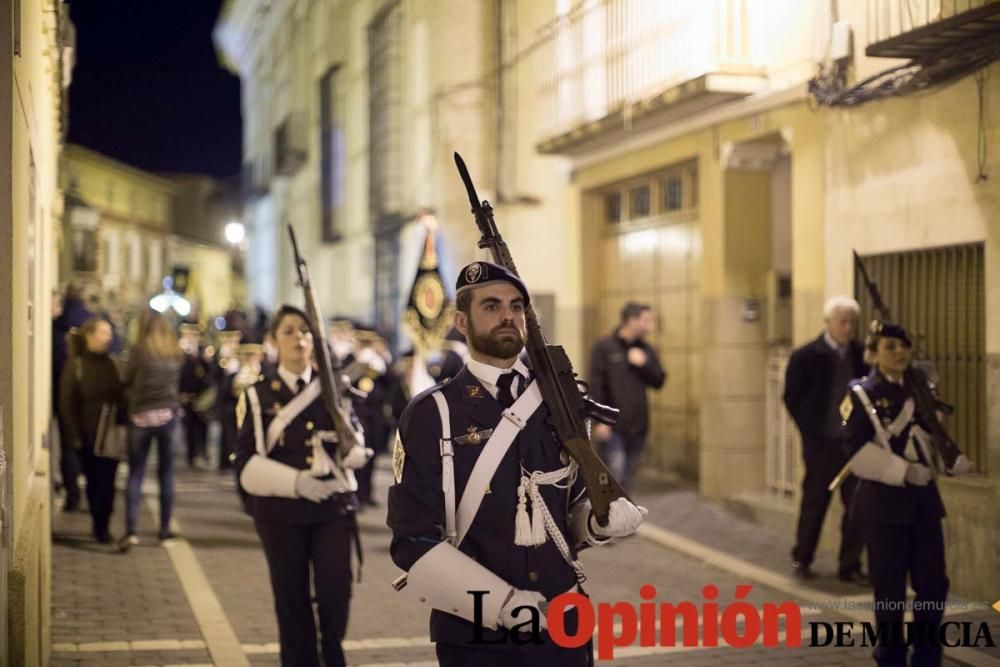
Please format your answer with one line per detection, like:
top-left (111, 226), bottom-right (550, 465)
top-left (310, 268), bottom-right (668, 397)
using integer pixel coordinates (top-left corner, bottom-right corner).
top-left (840, 253), bottom-right (974, 667)
top-left (387, 154), bottom-right (644, 666)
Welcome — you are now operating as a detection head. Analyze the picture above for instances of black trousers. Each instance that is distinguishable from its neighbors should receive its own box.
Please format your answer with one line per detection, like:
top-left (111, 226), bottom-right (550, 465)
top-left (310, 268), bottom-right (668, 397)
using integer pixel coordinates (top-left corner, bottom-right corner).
top-left (863, 518), bottom-right (948, 667)
top-left (355, 456), bottom-right (375, 504)
top-left (219, 408), bottom-right (236, 469)
top-left (80, 449), bottom-right (118, 538)
top-left (58, 422), bottom-right (82, 509)
top-left (182, 407), bottom-right (207, 465)
top-left (254, 516), bottom-right (353, 667)
top-left (792, 438), bottom-right (863, 573)
top-left (436, 643), bottom-right (591, 667)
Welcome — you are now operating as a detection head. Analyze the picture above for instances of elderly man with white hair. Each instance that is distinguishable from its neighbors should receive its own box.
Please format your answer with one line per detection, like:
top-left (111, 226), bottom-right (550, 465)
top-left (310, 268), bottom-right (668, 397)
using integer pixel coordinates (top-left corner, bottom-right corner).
top-left (783, 296), bottom-right (869, 583)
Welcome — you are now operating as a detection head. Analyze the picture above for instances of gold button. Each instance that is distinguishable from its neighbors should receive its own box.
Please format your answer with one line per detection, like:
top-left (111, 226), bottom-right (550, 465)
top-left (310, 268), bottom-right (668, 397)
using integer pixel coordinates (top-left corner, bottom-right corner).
top-left (528, 571), bottom-right (538, 583)
top-left (306, 421), bottom-right (314, 430)
top-left (305, 456), bottom-right (313, 464)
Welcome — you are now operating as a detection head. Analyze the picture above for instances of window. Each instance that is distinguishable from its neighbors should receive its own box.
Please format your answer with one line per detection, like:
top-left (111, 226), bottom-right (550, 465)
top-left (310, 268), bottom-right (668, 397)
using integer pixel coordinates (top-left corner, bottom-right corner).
top-left (629, 185), bottom-right (650, 218)
top-left (368, 1), bottom-right (403, 226)
top-left (855, 244), bottom-right (986, 473)
top-left (319, 66), bottom-right (345, 242)
top-left (663, 174), bottom-right (683, 211)
top-left (605, 192), bottom-right (621, 224)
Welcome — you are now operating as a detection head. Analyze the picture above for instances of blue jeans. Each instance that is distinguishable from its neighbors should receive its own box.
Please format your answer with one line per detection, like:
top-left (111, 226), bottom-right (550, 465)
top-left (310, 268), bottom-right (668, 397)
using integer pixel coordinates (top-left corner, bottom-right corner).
top-left (602, 430), bottom-right (647, 493)
top-left (125, 417), bottom-right (179, 534)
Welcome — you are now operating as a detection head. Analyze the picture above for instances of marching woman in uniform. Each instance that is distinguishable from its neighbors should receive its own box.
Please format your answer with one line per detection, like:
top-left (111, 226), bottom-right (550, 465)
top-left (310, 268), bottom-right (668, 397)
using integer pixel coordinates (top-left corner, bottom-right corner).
top-left (843, 320), bottom-right (974, 667)
top-left (234, 305), bottom-right (370, 667)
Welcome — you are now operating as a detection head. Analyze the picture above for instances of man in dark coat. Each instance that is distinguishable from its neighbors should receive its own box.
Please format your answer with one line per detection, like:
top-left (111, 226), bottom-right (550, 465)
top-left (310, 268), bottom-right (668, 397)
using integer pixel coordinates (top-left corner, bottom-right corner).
top-left (783, 296), bottom-right (868, 582)
top-left (588, 302), bottom-right (666, 492)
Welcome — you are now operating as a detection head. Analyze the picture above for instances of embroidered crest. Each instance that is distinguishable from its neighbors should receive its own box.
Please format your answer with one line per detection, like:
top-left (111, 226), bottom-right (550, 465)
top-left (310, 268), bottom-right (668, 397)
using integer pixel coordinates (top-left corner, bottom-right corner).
top-left (465, 385), bottom-right (483, 399)
top-left (392, 434), bottom-right (406, 483)
top-left (465, 263), bottom-right (483, 284)
top-left (875, 397), bottom-right (892, 410)
top-left (839, 394), bottom-right (853, 422)
top-left (235, 392), bottom-right (247, 429)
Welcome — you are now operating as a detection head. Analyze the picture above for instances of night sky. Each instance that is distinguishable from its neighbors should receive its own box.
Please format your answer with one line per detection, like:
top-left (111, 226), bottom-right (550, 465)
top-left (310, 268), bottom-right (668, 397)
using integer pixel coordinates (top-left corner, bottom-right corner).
top-left (67, 1), bottom-right (242, 179)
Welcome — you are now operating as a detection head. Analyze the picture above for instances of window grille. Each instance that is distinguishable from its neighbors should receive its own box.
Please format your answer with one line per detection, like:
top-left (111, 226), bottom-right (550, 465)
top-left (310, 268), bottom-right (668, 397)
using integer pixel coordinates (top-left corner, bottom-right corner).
top-left (855, 243), bottom-right (986, 473)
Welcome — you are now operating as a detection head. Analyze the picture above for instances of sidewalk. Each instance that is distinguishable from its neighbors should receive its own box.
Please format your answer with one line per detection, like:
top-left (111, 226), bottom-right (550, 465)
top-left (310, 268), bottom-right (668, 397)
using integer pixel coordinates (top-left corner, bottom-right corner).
top-left (49, 458), bottom-right (998, 666)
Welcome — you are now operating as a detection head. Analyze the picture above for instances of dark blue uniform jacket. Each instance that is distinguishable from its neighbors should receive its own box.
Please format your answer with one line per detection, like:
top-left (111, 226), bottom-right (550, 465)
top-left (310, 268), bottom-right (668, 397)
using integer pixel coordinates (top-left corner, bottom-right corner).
top-left (843, 370), bottom-right (946, 525)
top-left (387, 365), bottom-right (588, 648)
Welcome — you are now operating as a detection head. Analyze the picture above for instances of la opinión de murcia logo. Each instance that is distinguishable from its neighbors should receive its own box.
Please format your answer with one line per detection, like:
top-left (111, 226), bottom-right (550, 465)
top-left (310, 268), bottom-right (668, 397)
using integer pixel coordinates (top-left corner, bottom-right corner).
top-left (468, 585), bottom-right (997, 660)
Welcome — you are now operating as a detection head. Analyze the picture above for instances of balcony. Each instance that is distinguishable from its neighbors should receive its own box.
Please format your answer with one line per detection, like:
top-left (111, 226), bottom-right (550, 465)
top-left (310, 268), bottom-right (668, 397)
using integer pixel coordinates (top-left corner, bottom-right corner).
top-left (274, 111), bottom-right (308, 176)
top-left (535, 0), bottom-right (765, 155)
top-left (866, 0), bottom-right (1000, 59)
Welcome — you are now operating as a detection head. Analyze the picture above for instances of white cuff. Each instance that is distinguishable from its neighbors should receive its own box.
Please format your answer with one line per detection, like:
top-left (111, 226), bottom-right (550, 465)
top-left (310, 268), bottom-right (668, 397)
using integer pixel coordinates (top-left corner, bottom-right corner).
top-left (569, 499), bottom-right (608, 548)
top-left (848, 442), bottom-right (909, 487)
top-left (239, 455), bottom-right (299, 497)
top-left (400, 542), bottom-right (512, 628)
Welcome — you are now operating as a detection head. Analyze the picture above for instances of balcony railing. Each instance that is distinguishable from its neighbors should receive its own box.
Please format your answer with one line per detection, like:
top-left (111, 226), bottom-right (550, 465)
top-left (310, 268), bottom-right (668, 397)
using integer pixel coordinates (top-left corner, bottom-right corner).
top-left (866, 0), bottom-right (1000, 58)
top-left (535, 0), bottom-right (758, 143)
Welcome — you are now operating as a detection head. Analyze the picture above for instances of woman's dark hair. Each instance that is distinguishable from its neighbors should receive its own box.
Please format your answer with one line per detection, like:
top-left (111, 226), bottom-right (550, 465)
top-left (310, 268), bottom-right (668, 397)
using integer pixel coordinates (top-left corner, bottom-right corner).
top-left (69, 317), bottom-right (110, 357)
top-left (269, 305), bottom-right (311, 339)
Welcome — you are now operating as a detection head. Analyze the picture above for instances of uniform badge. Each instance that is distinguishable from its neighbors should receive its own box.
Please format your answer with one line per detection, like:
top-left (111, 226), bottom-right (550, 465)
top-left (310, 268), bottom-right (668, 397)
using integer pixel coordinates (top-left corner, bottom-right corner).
top-left (358, 376), bottom-right (375, 394)
top-left (465, 263), bottom-right (483, 283)
top-left (465, 385), bottom-right (483, 399)
top-left (876, 397), bottom-right (892, 409)
top-left (392, 434), bottom-right (406, 483)
top-left (839, 394), bottom-right (853, 422)
top-left (235, 392), bottom-right (247, 429)
top-left (271, 380), bottom-right (282, 391)
top-left (454, 426), bottom-right (493, 445)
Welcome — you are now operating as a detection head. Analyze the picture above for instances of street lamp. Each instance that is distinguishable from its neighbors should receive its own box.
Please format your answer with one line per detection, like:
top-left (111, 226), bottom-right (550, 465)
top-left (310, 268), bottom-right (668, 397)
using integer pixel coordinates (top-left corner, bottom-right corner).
top-left (225, 221), bottom-right (245, 246)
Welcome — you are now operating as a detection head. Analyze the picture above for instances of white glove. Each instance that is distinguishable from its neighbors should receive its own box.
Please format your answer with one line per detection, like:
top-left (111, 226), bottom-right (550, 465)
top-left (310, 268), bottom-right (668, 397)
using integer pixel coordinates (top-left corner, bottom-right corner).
top-left (294, 470), bottom-right (340, 503)
top-left (341, 445), bottom-right (374, 470)
top-left (948, 455), bottom-right (975, 476)
top-left (589, 498), bottom-right (648, 538)
top-left (498, 588), bottom-right (548, 631)
top-left (904, 463), bottom-right (932, 487)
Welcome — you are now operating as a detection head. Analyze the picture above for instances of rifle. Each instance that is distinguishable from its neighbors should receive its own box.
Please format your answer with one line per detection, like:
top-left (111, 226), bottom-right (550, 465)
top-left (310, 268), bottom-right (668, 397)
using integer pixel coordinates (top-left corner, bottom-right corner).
top-left (453, 152), bottom-right (625, 525)
top-left (288, 225), bottom-right (361, 457)
top-left (829, 252), bottom-right (963, 490)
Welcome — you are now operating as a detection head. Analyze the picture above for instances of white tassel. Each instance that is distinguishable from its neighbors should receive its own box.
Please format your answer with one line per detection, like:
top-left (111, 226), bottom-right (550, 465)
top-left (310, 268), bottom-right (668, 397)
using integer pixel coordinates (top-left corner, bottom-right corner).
top-left (514, 479), bottom-right (533, 546)
top-left (530, 492), bottom-right (547, 545)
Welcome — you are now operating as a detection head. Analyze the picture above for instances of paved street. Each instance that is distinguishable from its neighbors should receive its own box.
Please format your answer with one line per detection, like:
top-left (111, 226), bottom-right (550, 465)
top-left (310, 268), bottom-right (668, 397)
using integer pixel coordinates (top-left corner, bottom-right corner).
top-left (50, 455), bottom-right (998, 667)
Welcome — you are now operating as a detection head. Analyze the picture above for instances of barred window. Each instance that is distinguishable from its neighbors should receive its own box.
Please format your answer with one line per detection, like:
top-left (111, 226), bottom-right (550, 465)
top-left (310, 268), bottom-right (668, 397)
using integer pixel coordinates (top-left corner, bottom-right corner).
top-left (855, 243), bottom-right (986, 474)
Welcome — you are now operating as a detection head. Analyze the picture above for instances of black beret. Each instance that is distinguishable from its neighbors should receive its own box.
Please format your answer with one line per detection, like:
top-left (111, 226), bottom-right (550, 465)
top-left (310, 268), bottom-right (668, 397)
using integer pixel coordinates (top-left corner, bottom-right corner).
top-left (869, 319), bottom-right (912, 347)
top-left (455, 262), bottom-right (530, 306)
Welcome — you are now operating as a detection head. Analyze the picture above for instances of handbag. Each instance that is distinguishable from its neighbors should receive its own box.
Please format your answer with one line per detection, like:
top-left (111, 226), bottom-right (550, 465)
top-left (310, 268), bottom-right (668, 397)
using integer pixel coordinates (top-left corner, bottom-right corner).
top-left (94, 403), bottom-right (127, 461)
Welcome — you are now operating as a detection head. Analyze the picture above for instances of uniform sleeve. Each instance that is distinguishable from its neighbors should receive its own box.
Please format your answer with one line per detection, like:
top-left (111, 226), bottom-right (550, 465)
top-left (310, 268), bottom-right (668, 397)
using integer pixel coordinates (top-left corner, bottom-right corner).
top-left (58, 359), bottom-right (82, 448)
top-left (634, 343), bottom-right (667, 389)
top-left (233, 391), bottom-right (256, 478)
top-left (386, 398), bottom-right (447, 571)
top-left (841, 388), bottom-right (874, 458)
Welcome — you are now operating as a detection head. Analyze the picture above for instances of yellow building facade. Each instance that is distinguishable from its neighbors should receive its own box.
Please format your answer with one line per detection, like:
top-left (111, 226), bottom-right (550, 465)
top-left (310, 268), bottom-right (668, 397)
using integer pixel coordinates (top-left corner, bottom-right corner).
top-left (61, 145), bottom-right (240, 329)
top-left (1, 0), bottom-right (74, 663)
top-left (217, 0), bottom-right (999, 601)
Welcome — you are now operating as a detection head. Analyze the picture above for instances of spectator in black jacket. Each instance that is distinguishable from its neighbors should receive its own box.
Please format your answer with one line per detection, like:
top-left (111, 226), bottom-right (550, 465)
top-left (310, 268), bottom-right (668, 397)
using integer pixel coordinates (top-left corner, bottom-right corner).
top-left (589, 302), bottom-right (667, 492)
top-left (59, 318), bottom-right (125, 543)
top-left (783, 296), bottom-right (868, 582)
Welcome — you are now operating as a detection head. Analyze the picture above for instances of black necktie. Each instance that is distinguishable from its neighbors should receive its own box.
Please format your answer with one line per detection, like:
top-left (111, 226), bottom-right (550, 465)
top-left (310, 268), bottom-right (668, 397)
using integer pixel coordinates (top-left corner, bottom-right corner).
top-left (296, 378), bottom-right (306, 394)
top-left (496, 372), bottom-right (520, 410)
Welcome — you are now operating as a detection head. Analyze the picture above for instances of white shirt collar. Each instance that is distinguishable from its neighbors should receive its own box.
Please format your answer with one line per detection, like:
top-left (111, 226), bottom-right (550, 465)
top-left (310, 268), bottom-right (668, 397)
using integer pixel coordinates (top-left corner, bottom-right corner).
top-left (823, 331), bottom-right (847, 356)
top-left (465, 356), bottom-right (530, 400)
top-left (277, 364), bottom-right (313, 392)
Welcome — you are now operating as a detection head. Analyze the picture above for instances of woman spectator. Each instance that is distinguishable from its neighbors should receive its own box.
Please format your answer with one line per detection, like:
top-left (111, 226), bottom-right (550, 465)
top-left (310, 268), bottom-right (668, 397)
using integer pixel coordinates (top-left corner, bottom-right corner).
top-left (58, 317), bottom-right (124, 543)
top-left (119, 311), bottom-right (183, 552)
